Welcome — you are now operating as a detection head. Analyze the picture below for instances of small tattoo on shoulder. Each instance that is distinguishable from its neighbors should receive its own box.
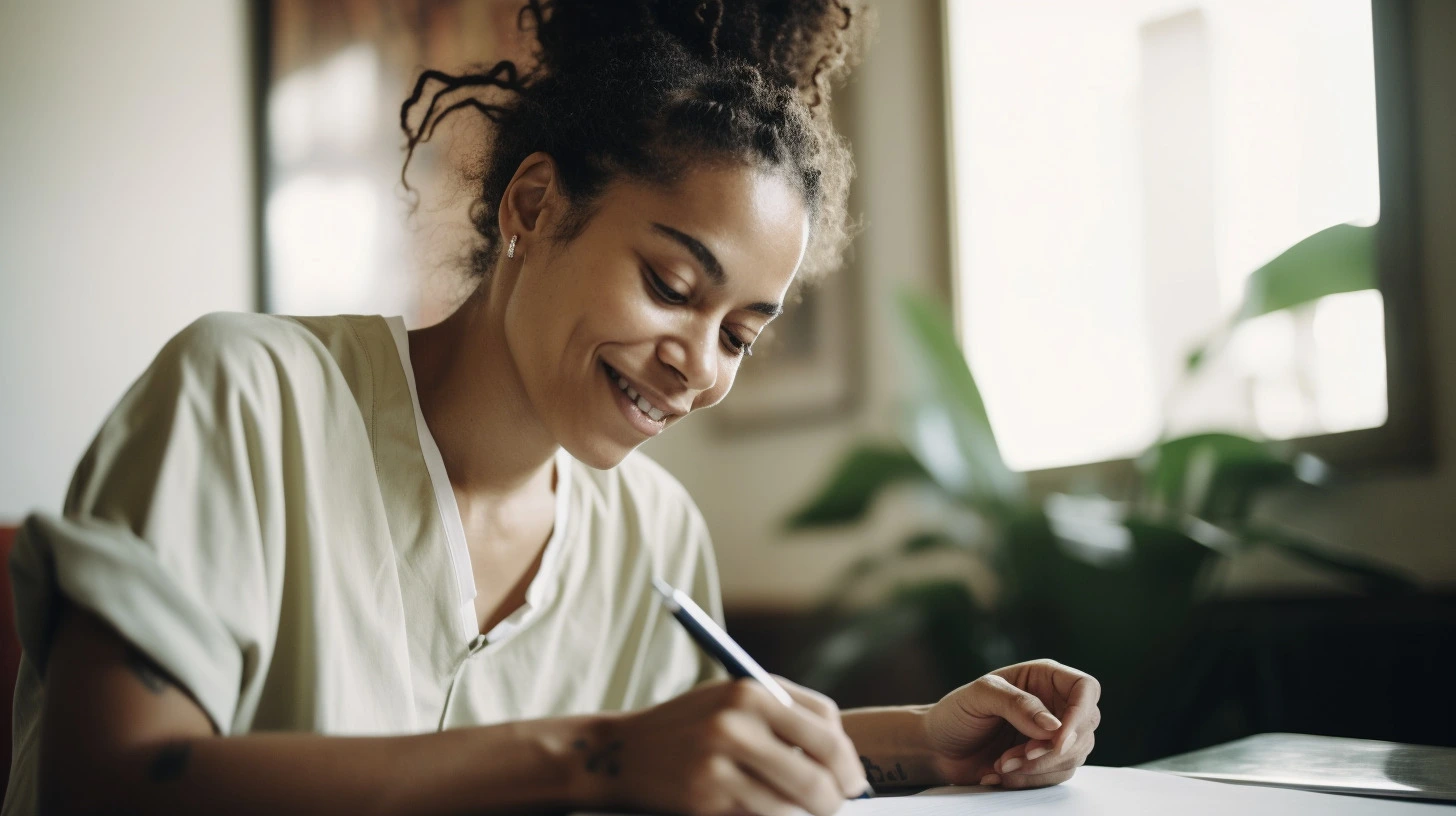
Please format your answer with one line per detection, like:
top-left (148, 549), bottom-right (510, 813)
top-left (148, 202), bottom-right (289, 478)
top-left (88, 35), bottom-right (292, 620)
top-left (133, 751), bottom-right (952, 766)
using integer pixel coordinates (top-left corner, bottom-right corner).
top-left (573, 738), bottom-right (624, 777)
top-left (148, 741), bottom-right (191, 782)
top-left (123, 645), bottom-right (171, 695)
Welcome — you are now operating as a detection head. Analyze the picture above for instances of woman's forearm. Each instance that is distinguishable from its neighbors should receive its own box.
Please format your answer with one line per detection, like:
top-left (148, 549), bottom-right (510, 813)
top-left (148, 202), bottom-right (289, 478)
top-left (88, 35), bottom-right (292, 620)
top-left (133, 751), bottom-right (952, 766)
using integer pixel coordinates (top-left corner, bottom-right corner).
top-left (840, 705), bottom-right (941, 788)
top-left (39, 604), bottom-right (628, 816)
top-left (50, 714), bottom-right (621, 816)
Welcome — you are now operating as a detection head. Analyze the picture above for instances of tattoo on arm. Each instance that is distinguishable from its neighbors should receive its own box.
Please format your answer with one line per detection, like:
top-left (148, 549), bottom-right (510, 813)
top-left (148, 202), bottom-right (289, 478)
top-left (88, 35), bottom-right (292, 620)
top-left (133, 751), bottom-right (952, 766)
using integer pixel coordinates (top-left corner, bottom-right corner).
top-left (860, 756), bottom-right (908, 787)
top-left (148, 741), bottom-right (192, 782)
top-left (572, 738), bottom-right (624, 777)
top-left (123, 645), bottom-right (171, 694)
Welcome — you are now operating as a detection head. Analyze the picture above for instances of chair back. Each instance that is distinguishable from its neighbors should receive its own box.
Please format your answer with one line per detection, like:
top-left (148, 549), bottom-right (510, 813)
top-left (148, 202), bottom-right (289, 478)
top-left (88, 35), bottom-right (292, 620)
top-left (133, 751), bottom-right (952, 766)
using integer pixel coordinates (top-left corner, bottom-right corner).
top-left (0, 525), bottom-right (22, 799)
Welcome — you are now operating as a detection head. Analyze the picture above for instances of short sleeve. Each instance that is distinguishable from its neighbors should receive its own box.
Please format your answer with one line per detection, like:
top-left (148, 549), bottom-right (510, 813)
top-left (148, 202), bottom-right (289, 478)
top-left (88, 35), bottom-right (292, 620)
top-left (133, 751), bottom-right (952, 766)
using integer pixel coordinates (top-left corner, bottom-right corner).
top-left (10, 314), bottom-right (285, 733)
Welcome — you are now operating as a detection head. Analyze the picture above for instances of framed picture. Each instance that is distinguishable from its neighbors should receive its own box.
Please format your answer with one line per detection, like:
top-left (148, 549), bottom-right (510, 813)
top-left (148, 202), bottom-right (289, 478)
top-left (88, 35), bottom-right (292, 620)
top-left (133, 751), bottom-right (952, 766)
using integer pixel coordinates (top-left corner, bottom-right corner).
top-left (255, 0), bottom-right (533, 325)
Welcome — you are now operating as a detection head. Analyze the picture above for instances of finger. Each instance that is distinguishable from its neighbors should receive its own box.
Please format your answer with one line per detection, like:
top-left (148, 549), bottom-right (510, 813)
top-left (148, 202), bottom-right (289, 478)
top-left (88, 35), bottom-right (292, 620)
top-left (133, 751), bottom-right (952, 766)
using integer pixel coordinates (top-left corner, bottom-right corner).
top-left (994, 739), bottom-right (1053, 774)
top-left (1009, 729), bottom-right (1095, 776)
top-left (1051, 672), bottom-right (1101, 756)
top-left (752, 683), bottom-right (865, 797)
top-left (1000, 767), bottom-right (1077, 790)
top-left (723, 761), bottom-right (808, 816)
top-left (723, 711), bottom-right (848, 816)
top-left (1057, 700), bottom-right (1100, 756)
top-left (966, 674), bottom-right (1062, 741)
top-left (775, 676), bottom-right (841, 724)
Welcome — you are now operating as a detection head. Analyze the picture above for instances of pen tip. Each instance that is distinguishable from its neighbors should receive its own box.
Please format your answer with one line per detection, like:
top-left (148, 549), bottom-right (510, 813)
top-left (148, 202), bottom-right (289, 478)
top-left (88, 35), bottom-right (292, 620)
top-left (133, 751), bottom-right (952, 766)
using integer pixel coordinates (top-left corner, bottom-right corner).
top-left (651, 577), bottom-right (675, 598)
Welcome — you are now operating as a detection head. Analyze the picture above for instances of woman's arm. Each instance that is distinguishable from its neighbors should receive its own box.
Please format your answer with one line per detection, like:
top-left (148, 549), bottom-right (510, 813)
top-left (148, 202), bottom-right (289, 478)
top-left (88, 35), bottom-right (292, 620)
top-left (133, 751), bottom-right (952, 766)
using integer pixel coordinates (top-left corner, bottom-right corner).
top-left (841, 661), bottom-right (1101, 791)
top-left (838, 706), bottom-right (939, 787)
top-left (39, 604), bottom-right (607, 816)
top-left (40, 604), bottom-right (867, 816)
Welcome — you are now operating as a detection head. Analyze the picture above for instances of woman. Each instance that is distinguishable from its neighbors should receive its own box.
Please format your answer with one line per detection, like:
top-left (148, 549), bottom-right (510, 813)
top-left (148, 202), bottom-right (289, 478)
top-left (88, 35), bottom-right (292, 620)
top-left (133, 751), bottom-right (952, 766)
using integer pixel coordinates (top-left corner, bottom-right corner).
top-left (4, 2), bottom-right (1099, 814)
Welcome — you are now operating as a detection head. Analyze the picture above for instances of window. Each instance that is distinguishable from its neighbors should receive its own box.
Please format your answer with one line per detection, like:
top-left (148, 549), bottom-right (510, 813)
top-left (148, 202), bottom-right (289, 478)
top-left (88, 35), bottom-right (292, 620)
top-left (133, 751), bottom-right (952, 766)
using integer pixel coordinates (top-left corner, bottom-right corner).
top-left (944, 0), bottom-right (1420, 473)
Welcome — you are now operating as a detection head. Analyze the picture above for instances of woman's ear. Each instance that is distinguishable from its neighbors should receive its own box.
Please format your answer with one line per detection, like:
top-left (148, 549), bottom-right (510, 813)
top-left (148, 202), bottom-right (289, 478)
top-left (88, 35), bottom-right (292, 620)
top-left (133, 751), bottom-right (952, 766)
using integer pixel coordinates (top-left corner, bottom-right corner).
top-left (500, 152), bottom-right (560, 243)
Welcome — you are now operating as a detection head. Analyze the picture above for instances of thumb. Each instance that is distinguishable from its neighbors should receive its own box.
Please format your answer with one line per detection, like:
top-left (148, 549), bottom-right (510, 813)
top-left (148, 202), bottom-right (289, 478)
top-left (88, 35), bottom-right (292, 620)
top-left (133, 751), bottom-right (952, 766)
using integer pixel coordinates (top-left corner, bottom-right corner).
top-left (969, 674), bottom-right (1062, 740)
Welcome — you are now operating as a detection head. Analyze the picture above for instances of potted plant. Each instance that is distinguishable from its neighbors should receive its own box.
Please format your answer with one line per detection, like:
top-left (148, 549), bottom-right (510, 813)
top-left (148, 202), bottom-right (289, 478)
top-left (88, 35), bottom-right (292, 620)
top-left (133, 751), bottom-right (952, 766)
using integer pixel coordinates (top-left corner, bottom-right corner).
top-left (785, 223), bottom-right (1413, 761)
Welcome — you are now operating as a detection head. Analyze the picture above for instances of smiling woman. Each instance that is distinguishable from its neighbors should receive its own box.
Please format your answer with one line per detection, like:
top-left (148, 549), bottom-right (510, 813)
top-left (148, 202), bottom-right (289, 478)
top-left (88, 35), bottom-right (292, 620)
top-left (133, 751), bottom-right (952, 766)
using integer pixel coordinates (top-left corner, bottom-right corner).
top-left (4, 3), bottom-right (1101, 816)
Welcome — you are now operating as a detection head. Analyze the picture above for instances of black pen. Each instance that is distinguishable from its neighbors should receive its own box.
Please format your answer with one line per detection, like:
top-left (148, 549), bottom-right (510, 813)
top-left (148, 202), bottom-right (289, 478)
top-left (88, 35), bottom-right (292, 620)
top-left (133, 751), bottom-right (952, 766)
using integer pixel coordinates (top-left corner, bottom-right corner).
top-left (651, 577), bottom-right (873, 799)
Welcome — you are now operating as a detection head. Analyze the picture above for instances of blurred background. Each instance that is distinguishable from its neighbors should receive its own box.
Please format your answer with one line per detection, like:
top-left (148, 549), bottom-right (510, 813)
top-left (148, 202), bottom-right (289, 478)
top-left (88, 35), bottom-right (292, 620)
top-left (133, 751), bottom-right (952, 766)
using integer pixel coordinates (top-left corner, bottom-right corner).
top-left (2, 0), bottom-right (1453, 768)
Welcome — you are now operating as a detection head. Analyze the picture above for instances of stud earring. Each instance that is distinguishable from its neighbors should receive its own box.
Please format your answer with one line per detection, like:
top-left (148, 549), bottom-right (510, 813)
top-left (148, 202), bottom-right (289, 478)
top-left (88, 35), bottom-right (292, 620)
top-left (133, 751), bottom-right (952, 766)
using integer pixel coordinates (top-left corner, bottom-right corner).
top-left (507, 234), bottom-right (519, 259)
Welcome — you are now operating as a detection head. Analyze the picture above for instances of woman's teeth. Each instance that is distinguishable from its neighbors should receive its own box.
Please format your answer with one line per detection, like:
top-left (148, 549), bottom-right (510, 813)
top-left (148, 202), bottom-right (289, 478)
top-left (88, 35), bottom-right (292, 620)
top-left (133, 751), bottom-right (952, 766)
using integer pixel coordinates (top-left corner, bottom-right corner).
top-left (614, 372), bottom-right (667, 421)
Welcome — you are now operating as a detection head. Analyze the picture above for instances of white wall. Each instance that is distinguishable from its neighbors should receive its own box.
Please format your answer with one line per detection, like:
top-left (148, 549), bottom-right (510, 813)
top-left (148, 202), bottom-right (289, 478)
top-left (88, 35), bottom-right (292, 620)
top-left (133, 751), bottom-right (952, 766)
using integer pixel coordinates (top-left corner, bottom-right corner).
top-left (0, 0), bottom-right (255, 518)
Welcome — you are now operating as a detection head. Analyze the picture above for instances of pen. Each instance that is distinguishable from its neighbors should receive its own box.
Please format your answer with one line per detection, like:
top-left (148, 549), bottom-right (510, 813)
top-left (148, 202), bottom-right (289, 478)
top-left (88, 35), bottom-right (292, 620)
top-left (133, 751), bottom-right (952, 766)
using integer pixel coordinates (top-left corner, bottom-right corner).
top-left (651, 577), bottom-right (873, 799)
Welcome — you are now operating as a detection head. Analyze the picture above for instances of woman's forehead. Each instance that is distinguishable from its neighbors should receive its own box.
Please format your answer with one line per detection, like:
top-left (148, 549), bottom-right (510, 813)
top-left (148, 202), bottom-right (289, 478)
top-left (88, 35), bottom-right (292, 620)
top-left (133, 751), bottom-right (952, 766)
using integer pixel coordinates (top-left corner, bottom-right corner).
top-left (605, 165), bottom-right (809, 284)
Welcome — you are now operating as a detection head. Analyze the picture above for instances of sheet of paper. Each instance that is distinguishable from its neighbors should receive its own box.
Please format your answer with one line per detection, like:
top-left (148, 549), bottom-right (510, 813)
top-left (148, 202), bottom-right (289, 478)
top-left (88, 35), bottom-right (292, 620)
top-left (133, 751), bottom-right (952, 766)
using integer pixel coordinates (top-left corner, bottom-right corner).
top-left (840, 766), bottom-right (1450, 815)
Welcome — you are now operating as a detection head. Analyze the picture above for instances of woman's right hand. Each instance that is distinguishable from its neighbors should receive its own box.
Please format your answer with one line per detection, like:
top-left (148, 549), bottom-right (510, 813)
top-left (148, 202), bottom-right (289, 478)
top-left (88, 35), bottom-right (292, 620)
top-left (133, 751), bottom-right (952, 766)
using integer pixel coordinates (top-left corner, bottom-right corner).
top-left (595, 678), bottom-right (870, 816)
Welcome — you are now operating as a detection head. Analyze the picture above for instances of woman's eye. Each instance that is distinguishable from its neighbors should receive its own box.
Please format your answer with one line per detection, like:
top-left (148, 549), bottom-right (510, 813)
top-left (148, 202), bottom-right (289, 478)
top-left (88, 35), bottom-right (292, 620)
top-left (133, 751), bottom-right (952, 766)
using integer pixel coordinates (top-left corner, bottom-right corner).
top-left (645, 266), bottom-right (688, 305)
top-left (723, 329), bottom-right (754, 357)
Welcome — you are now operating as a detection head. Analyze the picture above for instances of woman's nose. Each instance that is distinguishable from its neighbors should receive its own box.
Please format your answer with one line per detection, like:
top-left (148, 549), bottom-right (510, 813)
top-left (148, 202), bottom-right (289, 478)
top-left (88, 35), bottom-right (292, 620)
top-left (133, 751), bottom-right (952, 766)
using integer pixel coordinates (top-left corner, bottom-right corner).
top-left (659, 327), bottom-right (717, 392)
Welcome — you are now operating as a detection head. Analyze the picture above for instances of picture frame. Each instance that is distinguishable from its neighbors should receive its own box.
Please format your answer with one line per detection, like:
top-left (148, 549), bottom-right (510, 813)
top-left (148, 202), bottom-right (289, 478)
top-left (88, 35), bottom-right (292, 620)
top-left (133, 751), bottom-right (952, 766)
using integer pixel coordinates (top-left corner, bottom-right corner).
top-left (254, 0), bottom-right (532, 324)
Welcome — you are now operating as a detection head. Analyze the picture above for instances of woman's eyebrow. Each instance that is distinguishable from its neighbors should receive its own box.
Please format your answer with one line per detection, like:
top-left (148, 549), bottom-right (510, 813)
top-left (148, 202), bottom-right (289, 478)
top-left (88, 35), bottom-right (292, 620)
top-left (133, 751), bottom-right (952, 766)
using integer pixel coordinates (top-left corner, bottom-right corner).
top-left (652, 222), bottom-right (726, 283)
top-left (650, 221), bottom-right (782, 318)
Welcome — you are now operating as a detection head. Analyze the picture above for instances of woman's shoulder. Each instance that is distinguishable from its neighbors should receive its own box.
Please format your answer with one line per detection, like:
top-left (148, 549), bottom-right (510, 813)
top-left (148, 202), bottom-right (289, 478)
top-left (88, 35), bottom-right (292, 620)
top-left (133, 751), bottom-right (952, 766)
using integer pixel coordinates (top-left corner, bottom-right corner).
top-left (163, 311), bottom-right (367, 359)
top-left (155, 312), bottom-right (382, 385)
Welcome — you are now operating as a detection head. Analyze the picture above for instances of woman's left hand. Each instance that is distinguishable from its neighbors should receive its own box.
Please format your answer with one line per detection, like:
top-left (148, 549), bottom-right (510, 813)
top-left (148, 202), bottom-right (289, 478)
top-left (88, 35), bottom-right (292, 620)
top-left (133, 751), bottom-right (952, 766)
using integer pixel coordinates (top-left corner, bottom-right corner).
top-left (922, 659), bottom-right (1100, 790)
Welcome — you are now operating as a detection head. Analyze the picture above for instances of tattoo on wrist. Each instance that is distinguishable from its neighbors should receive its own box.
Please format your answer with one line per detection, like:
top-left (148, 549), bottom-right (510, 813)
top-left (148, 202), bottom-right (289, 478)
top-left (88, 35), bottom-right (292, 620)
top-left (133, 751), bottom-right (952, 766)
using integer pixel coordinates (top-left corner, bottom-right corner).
top-left (572, 738), bottom-right (624, 777)
top-left (860, 756), bottom-right (908, 787)
top-left (148, 741), bottom-right (191, 782)
top-left (123, 645), bottom-right (170, 694)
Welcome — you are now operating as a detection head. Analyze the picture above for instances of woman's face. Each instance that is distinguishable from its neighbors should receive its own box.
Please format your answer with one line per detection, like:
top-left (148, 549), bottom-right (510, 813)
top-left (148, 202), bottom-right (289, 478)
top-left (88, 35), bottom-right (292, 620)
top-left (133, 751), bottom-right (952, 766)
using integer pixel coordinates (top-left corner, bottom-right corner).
top-left (502, 162), bottom-right (808, 469)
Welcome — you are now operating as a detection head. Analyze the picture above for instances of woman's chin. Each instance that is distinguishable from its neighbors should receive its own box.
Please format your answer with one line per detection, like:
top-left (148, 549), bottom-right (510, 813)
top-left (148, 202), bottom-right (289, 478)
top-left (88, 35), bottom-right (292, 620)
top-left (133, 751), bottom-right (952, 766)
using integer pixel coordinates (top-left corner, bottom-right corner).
top-left (558, 432), bottom-right (642, 471)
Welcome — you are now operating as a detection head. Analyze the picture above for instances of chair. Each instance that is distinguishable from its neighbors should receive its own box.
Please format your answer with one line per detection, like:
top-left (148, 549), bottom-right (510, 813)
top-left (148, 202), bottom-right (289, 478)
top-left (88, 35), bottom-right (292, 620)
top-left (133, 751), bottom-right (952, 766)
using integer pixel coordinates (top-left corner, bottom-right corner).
top-left (0, 525), bottom-right (22, 799)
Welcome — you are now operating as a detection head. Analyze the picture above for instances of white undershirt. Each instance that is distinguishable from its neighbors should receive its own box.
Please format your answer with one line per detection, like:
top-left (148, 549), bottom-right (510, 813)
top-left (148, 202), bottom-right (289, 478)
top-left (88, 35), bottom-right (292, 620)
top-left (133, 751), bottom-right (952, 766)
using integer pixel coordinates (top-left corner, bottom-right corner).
top-left (385, 316), bottom-right (573, 645)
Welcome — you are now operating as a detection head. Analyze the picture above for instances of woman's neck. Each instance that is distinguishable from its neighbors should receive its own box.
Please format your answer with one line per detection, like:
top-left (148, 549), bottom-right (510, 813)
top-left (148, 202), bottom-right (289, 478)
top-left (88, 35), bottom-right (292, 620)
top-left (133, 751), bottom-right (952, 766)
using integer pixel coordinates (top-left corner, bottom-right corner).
top-left (405, 292), bottom-right (559, 502)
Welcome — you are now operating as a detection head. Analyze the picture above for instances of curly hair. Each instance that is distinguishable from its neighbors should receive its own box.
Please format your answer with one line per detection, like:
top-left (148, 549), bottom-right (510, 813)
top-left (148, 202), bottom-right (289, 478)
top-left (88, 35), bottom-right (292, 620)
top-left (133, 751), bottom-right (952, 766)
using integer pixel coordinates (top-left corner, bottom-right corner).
top-left (399, 0), bottom-right (865, 288)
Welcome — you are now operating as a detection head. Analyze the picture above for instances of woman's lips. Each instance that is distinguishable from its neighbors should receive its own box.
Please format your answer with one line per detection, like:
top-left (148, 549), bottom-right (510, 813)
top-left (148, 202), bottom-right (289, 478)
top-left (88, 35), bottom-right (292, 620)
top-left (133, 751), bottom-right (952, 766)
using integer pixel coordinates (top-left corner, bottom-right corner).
top-left (604, 361), bottom-right (667, 437)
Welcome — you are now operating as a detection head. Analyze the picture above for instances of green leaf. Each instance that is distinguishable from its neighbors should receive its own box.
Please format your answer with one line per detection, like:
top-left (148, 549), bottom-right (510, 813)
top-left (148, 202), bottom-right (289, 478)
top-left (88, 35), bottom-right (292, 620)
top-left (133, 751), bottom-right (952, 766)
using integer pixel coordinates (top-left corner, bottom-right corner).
top-left (894, 290), bottom-right (1025, 510)
top-left (1137, 432), bottom-right (1325, 522)
top-left (1243, 525), bottom-right (1418, 595)
top-left (1186, 223), bottom-right (1376, 373)
top-left (1185, 343), bottom-right (1209, 372)
top-left (1239, 222), bottom-right (1376, 320)
top-left (784, 444), bottom-right (932, 530)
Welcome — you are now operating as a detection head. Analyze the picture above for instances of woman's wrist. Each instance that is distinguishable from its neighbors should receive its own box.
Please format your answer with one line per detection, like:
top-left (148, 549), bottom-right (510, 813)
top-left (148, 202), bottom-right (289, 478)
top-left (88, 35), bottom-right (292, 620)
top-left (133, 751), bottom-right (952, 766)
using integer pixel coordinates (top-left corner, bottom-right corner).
top-left (550, 712), bottom-right (629, 811)
top-left (840, 705), bottom-right (942, 788)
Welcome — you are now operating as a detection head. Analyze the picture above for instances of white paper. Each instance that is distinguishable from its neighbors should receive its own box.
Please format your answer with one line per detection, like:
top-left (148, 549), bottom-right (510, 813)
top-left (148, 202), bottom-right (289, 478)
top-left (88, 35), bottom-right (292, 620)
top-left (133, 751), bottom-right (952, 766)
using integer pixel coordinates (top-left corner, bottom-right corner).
top-left (840, 766), bottom-right (1448, 816)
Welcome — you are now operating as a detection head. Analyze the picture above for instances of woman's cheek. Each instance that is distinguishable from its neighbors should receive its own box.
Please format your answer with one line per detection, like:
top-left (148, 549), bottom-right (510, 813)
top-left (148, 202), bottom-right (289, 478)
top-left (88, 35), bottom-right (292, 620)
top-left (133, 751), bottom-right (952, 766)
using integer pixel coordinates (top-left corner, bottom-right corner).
top-left (694, 365), bottom-right (736, 411)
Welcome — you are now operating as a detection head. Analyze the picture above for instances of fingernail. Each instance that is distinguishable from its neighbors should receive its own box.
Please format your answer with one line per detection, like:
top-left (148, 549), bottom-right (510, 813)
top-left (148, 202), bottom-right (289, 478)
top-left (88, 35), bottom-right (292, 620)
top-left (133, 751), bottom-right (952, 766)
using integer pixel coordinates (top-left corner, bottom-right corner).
top-left (1060, 729), bottom-right (1078, 754)
top-left (1001, 758), bottom-right (1022, 773)
top-left (979, 774), bottom-right (1001, 786)
top-left (1034, 711), bottom-right (1062, 731)
top-left (1025, 746), bottom-right (1050, 761)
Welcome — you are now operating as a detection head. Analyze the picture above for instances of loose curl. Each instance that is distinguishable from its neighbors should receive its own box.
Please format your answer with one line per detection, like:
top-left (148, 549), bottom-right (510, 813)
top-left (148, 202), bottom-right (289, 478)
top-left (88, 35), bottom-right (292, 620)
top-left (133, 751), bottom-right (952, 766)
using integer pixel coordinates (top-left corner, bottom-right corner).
top-left (399, 0), bottom-right (865, 288)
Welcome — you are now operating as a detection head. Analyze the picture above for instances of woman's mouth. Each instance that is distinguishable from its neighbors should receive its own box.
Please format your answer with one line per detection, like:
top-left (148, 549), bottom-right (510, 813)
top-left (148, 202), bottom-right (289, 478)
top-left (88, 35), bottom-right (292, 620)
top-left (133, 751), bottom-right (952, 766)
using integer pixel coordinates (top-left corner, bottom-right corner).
top-left (603, 361), bottom-right (670, 436)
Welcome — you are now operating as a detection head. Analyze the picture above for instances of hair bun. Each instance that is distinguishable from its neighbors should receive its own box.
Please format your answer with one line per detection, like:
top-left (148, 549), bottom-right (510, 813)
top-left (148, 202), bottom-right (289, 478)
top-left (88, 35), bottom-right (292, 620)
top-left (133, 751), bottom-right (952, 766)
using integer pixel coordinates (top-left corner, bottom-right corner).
top-left (527, 0), bottom-right (862, 109)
